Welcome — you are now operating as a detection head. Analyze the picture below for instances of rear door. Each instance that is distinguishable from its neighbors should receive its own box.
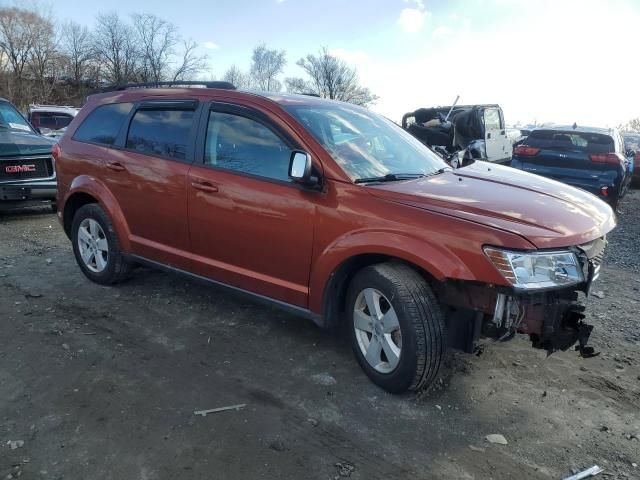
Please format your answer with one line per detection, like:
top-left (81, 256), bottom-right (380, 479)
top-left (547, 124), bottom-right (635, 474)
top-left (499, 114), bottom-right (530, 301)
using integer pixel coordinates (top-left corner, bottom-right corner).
top-left (483, 107), bottom-right (511, 162)
top-left (186, 102), bottom-right (316, 307)
top-left (103, 99), bottom-right (199, 270)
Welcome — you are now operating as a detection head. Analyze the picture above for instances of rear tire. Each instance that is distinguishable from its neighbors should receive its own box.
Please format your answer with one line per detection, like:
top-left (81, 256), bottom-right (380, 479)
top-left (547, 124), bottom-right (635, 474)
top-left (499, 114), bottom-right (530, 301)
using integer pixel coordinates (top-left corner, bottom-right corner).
top-left (71, 203), bottom-right (131, 285)
top-left (346, 262), bottom-right (445, 393)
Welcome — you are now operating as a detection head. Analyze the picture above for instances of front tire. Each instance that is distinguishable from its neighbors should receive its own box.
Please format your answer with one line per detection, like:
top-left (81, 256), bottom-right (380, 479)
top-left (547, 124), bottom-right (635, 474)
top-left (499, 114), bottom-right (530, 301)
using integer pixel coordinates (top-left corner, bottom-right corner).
top-left (71, 203), bottom-right (131, 285)
top-left (346, 262), bottom-right (445, 393)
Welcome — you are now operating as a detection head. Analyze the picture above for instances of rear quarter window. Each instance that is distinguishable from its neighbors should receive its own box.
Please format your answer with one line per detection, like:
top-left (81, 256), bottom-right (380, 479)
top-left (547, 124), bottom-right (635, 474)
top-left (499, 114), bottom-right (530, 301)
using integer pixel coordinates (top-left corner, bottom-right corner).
top-left (73, 103), bottom-right (133, 146)
top-left (526, 130), bottom-right (614, 154)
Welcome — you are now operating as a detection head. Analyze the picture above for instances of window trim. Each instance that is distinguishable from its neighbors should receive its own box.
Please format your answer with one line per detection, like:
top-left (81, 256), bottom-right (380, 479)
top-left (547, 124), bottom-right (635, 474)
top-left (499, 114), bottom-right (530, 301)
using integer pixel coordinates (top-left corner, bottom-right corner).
top-left (117, 99), bottom-right (201, 164)
top-left (194, 101), bottom-right (304, 186)
top-left (71, 102), bottom-right (134, 148)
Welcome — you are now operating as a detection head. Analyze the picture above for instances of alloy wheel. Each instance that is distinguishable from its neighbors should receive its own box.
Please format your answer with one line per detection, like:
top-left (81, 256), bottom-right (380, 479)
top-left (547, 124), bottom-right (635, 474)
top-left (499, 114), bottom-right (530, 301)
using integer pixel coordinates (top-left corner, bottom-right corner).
top-left (77, 218), bottom-right (109, 273)
top-left (353, 288), bottom-right (402, 374)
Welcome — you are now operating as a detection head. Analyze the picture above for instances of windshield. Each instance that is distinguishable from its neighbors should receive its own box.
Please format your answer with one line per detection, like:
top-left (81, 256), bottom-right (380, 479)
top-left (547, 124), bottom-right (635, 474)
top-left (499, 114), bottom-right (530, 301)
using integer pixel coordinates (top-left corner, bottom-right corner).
top-left (285, 104), bottom-right (448, 181)
top-left (0, 101), bottom-right (33, 133)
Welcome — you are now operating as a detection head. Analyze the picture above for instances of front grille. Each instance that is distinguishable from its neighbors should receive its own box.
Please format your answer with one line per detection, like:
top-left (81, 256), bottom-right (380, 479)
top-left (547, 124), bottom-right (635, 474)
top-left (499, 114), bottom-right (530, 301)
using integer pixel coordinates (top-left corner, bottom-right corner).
top-left (0, 156), bottom-right (54, 182)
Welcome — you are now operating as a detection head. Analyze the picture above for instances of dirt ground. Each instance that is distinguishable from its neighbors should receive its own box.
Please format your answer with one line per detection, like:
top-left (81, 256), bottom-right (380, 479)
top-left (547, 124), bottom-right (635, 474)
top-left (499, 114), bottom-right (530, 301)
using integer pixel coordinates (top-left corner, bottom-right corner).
top-left (1, 191), bottom-right (639, 480)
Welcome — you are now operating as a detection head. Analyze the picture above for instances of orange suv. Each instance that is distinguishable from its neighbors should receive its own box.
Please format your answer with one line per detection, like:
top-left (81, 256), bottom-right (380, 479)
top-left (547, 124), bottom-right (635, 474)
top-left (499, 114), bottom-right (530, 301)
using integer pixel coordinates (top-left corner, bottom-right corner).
top-left (55, 82), bottom-right (615, 393)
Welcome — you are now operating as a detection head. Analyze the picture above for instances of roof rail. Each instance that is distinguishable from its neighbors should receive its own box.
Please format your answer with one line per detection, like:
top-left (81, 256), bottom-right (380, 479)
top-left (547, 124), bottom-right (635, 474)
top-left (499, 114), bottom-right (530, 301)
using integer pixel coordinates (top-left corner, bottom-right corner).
top-left (30, 104), bottom-right (78, 109)
top-left (100, 81), bottom-right (236, 93)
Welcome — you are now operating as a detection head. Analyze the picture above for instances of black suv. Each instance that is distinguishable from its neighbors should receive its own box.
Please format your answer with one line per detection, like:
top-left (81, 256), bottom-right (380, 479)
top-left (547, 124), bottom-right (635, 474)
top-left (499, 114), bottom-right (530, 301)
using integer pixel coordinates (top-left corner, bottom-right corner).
top-left (0, 98), bottom-right (56, 209)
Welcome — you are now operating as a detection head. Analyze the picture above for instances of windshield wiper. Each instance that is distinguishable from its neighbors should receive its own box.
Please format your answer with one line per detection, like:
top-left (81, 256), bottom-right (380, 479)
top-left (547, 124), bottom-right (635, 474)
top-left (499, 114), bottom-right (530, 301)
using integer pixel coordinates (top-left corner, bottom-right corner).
top-left (354, 173), bottom-right (427, 184)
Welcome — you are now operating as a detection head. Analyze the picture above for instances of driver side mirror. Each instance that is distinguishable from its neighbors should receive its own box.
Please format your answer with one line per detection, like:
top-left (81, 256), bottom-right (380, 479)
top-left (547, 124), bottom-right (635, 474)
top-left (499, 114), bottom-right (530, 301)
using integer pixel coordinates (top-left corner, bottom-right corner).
top-left (289, 151), bottom-right (319, 187)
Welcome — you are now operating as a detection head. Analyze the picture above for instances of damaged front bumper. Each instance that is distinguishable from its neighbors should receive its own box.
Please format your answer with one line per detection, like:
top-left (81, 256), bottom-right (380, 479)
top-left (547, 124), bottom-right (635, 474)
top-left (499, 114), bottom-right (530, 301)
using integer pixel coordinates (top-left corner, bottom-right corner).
top-left (440, 237), bottom-right (606, 356)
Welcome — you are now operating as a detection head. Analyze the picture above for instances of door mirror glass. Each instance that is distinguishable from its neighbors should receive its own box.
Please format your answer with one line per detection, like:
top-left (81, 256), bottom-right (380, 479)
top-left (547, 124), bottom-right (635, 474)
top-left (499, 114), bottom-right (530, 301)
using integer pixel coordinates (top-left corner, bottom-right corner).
top-left (289, 151), bottom-right (311, 181)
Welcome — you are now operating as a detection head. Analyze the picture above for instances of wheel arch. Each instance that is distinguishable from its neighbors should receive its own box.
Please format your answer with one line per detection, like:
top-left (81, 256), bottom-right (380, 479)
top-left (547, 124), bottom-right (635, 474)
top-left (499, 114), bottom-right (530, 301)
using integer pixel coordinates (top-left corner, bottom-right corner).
top-left (312, 233), bottom-right (472, 328)
top-left (62, 176), bottom-right (131, 251)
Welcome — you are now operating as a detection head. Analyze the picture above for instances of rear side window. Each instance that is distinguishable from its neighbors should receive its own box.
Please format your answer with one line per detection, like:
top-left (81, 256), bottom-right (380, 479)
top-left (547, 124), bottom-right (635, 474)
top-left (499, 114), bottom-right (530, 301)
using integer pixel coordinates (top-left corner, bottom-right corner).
top-left (74, 103), bottom-right (133, 146)
top-left (526, 130), bottom-right (614, 153)
top-left (126, 109), bottom-right (194, 160)
top-left (205, 111), bottom-right (291, 181)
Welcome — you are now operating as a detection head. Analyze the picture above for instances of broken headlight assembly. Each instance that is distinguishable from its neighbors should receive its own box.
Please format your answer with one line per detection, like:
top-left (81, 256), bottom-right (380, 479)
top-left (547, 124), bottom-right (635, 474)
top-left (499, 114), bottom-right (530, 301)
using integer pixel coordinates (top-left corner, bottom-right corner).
top-left (484, 247), bottom-right (584, 290)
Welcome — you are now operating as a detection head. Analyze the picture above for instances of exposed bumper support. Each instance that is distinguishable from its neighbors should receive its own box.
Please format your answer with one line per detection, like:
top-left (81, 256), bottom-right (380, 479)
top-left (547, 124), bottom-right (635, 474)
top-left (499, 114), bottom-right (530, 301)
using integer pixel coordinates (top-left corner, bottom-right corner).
top-left (438, 281), bottom-right (595, 356)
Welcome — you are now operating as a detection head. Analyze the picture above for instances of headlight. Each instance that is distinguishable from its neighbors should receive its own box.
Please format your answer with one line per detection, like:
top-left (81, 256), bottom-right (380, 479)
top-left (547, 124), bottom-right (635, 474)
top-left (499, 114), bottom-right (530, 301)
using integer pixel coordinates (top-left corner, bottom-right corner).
top-left (484, 247), bottom-right (584, 290)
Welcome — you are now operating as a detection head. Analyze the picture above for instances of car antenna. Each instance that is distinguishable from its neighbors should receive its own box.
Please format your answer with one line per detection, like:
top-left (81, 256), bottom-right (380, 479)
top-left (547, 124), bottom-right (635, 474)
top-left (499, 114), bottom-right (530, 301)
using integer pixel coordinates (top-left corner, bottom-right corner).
top-left (444, 95), bottom-right (460, 122)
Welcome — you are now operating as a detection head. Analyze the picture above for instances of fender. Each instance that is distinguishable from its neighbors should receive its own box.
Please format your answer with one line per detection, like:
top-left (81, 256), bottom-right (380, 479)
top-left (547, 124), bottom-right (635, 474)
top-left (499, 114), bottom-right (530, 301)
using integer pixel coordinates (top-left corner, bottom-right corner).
top-left (65, 175), bottom-right (132, 251)
top-left (308, 230), bottom-right (485, 314)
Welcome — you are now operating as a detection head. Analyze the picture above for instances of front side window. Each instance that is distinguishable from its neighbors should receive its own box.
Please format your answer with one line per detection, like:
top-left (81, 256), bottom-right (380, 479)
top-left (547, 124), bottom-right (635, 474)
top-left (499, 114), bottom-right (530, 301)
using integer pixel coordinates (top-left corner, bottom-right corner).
top-left (126, 109), bottom-right (194, 160)
top-left (0, 101), bottom-right (33, 133)
top-left (205, 111), bottom-right (291, 182)
top-left (74, 103), bottom-right (133, 146)
top-left (483, 109), bottom-right (502, 131)
top-left (285, 104), bottom-right (447, 181)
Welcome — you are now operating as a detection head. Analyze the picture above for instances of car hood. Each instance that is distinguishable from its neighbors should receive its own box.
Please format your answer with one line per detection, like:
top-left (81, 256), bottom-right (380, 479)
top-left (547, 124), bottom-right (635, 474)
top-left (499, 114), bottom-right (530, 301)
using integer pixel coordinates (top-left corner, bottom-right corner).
top-left (366, 162), bottom-right (616, 249)
top-left (0, 130), bottom-right (55, 157)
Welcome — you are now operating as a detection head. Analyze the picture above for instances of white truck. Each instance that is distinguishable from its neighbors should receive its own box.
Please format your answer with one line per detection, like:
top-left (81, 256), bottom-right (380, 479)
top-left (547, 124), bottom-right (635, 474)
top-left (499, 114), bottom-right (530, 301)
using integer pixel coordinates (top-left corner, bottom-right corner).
top-left (402, 103), bottom-right (512, 164)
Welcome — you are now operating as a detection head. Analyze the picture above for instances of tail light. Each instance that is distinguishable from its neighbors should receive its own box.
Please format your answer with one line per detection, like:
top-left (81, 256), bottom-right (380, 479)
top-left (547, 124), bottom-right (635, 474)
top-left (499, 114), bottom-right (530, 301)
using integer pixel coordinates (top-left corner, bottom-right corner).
top-left (52, 143), bottom-right (60, 162)
top-left (589, 153), bottom-right (622, 165)
top-left (513, 145), bottom-right (540, 156)
top-left (600, 186), bottom-right (609, 197)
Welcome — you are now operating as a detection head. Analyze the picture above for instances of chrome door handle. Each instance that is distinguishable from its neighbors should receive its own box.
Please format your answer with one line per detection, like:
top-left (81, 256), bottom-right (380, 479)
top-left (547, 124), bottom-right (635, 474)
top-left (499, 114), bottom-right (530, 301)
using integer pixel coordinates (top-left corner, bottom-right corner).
top-left (106, 162), bottom-right (125, 172)
top-left (191, 180), bottom-right (218, 193)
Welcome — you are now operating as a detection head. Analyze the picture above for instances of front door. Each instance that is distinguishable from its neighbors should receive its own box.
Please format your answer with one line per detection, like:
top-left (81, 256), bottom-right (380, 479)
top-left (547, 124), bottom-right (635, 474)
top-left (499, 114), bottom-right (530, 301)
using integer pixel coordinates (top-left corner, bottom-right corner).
top-left (484, 108), bottom-right (511, 162)
top-left (187, 105), bottom-right (317, 307)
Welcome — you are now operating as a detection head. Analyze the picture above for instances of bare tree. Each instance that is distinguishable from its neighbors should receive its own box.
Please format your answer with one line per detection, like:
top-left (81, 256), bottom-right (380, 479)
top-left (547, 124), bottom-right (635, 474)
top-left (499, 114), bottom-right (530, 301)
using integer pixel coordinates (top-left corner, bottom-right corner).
top-left (619, 118), bottom-right (640, 133)
top-left (287, 47), bottom-right (377, 106)
top-left (61, 20), bottom-right (94, 84)
top-left (93, 12), bottom-right (139, 84)
top-left (284, 76), bottom-right (308, 94)
top-left (132, 13), bottom-right (178, 82)
top-left (0, 7), bottom-right (38, 105)
top-left (250, 43), bottom-right (285, 91)
top-left (222, 64), bottom-right (249, 88)
top-left (28, 12), bottom-right (58, 102)
top-left (0, 7), bottom-right (38, 79)
top-left (172, 39), bottom-right (207, 81)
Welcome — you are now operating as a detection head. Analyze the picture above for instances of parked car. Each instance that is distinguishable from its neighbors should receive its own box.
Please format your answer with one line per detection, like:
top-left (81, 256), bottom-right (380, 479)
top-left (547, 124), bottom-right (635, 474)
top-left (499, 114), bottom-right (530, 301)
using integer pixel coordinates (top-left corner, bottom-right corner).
top-left (506, 127), bottom-right (527, 146)
top-left (0, 98), bottom-right (57, 209)
top-left (511, 125), bottom-right (633, 211)
top-left (622, 132), bottom-right (640, 184)
top-left (55, 82), bottom-right (615, 393)
top-left (402, 104), bottom-right (512, 163)
top-left (28, 104), bottom-right (79, 139)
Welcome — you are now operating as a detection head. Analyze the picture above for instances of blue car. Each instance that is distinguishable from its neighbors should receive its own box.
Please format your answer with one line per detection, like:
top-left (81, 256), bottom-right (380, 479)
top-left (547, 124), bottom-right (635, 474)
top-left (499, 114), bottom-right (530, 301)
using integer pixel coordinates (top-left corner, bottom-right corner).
top-left (511, 125), bottom-right (633, 210)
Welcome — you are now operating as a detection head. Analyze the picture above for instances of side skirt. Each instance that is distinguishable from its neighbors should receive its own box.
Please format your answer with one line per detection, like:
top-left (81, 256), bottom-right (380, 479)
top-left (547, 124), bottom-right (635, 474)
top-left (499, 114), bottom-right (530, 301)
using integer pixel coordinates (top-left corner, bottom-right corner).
top-left (127, 254), bottom-right (324, 327)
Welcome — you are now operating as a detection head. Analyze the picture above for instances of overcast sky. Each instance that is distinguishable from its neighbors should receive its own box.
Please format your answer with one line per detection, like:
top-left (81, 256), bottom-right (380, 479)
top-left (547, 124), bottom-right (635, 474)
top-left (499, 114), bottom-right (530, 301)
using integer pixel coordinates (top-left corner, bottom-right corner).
top-left (48, 0), bottom-right (639, 127)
